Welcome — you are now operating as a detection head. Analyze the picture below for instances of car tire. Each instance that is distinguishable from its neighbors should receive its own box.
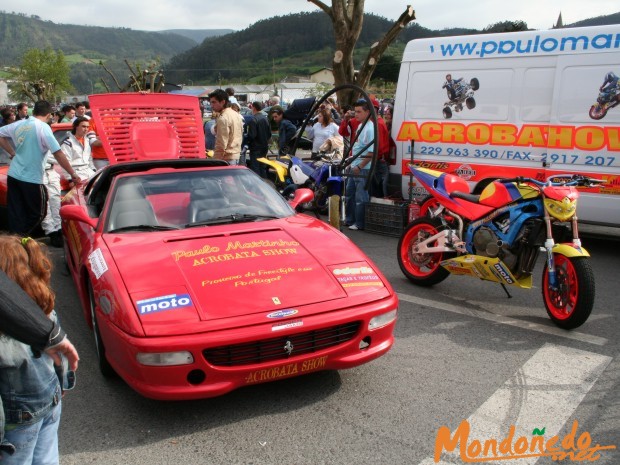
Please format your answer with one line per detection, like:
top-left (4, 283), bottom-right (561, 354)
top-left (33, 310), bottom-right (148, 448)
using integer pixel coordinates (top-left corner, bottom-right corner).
top-left (88, 281), bottom-right (116, 378)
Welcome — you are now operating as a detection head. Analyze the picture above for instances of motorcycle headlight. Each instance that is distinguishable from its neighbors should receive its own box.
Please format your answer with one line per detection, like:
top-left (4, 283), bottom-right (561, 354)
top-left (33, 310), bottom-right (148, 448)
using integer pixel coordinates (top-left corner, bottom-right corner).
top-left (544, 197), bottom-right (576, 221)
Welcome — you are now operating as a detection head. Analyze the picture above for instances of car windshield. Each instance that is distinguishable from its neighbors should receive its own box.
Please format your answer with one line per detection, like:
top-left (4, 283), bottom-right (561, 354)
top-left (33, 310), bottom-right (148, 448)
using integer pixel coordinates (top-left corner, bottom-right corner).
top-left (105, 168), bottom-right (294, 233)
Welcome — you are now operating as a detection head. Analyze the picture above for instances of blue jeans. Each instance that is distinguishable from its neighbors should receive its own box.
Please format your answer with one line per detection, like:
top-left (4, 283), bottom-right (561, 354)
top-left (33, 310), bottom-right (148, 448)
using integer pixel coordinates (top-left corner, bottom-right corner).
top-left (345, 172), bottom-right (369, 229)
top-left (1, 401), bottom-right (61, 465)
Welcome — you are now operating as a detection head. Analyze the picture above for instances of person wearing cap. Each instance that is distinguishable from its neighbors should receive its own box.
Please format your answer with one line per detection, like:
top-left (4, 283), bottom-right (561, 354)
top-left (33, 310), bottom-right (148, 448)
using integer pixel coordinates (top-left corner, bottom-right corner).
top-left (246, 101), bottom-right (272, 177)
top-left (0, 100), bottom-right (81, 236)
top-left (208, 89), bottom-right (243, 164)
top-left (269, 106), bottom-right (296, 156)
top-left (345, 99), bottom-right (375, 231)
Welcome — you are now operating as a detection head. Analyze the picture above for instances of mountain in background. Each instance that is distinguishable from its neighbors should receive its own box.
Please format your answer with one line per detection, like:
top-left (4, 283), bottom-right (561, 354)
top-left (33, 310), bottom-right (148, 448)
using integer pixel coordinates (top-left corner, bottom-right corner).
top-left (1, 10), bottom-right (618, 95)
top-left (0, 11), bottom-right (228, 94)
top-left (164, 10), bottom-right (620, 86)
top-left (157, 29), bottom-right (233, 44)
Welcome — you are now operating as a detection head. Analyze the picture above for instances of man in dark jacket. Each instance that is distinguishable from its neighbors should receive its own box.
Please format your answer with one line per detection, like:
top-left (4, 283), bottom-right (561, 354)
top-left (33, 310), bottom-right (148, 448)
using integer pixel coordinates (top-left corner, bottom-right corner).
top-left (269, 106), bottom-right (296, 156)
top-left (246, 102), bottom-right (272, 178)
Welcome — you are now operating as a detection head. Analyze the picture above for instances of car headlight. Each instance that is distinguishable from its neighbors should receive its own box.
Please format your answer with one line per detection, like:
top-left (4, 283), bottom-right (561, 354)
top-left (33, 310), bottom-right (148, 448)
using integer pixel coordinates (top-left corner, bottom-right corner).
top-left (368, 309), bottom-right (398, 330)
top-left (136, 351), bottom-right (194, 366)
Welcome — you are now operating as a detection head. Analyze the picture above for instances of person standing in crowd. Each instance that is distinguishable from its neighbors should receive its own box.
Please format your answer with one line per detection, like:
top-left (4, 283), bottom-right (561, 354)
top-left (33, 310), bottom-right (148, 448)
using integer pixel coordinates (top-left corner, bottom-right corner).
top-left (86, 120), bottom-right (107, 170)
top-left (0, 235), bottom-right (78, 464)
top-left (41, 151), bottom-right (63, 248)
top-left (245, 101), bottom-right (272, 178)
top-left (368, 96), bottom-right (391, 198)
top-left (16, 103), bottom-right (29, 121)
top-left (0, 109), bottom-right (16, 164)
top-left (306, 107), bottom-right (341, 155)
top-left (0, 100), bottom-right (81, 236)
top-left (269, 106), bottom-right (296, 156)
top-left (225, 87), bottom-right (238, 106)
top-left (60, 117), bottom-right (96, 182)
top-left (73, 102), bottom-right (90, 121)
top-left (0, 108), bottom-right (16, 127)
top-left (323, 97), bottom-right (342, 125)
top-left (59, 105), bottom-right (75, 123)
top-left (208, 89), bottom-right (243, 164)
top-left (204, 115), bottom-right (217, 152)
top-left (345, 99), bottom-right (375, 231)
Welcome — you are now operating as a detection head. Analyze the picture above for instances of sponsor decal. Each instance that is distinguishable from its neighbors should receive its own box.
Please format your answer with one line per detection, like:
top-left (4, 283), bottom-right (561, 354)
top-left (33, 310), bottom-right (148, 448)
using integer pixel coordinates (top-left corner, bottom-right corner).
top-left (332, 266), bottom-right (383, 288)
top-left (267, 309), bottom-right (298, 319)
top-left (456, 164), bottom-right (476, 180)
top-left (88, 248), bottom-right (108, 279)
top-left (244, 355), bottom-right (328, 384)
top-left (397, 121), bottom-right (620, 152)
top-left (493, 262), bottom-right (514, 284)
top-left (434, 419), bottom-right (616, 463)
top-left (136, 294), bottom-right (193, 315)
top-left (272, 319), bottom-right (303, 332)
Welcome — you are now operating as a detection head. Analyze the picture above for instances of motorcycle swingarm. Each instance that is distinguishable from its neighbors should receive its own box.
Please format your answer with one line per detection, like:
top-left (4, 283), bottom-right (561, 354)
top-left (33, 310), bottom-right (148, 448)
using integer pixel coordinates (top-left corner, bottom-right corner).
top-left (412, 229), bottom-right (463, 254)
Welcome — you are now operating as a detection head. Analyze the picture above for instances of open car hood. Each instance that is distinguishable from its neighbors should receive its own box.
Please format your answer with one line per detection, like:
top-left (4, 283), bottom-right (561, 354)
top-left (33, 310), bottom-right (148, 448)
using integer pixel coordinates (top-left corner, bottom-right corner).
top-left (89, 93), bottom-right (205, 165)
top-left (106, 228), bottom-right (355, 327)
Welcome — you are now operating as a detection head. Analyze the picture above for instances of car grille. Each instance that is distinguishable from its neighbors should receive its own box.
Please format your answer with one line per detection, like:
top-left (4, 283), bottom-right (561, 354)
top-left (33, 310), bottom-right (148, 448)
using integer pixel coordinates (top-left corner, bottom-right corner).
top-left (203, 321), bottom-right (361, 367)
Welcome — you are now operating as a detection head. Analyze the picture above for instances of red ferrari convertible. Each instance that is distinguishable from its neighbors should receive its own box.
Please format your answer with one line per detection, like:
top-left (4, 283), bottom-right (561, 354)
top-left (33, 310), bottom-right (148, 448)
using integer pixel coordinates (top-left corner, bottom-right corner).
top-left (60, 93), bottom-right (398, 400)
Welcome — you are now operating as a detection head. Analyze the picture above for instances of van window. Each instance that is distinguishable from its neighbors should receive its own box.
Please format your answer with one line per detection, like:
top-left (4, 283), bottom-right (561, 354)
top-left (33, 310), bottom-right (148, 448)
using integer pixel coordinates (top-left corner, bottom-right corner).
top-left (520, 68), bottom-right (554, 122)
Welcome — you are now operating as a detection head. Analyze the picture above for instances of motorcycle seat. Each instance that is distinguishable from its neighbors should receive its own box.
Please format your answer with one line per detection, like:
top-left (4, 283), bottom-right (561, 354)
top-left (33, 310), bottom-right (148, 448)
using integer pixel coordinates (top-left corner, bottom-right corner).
top-left (450, 191), bottom-right (480, 204)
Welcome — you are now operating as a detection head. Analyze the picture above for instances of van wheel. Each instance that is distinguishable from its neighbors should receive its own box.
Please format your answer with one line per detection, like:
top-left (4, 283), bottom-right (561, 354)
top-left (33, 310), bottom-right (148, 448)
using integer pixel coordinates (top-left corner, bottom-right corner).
top-left (442, 107), bottom-right (452, 119)
top-left (466, 97), bottom-right (476, 110)
top-left (470, 78), bottom-right (480, 90)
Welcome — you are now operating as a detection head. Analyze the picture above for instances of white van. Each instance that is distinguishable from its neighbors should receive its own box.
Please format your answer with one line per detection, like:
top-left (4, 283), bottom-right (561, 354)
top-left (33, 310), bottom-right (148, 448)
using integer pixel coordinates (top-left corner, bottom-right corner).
top-left (391, 25), bottom-right (620, 226)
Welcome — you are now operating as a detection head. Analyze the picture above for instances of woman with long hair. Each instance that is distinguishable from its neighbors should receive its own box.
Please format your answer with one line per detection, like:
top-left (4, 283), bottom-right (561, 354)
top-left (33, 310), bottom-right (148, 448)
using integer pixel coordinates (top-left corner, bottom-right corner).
top-left (0, 235), bottom-right (65, 465)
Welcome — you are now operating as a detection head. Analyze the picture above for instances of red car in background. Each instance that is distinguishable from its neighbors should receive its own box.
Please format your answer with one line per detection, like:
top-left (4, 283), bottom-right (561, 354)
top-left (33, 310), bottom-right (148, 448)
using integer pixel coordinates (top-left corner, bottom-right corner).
top-left (60, 93), bottom-right (398, 400)
top-left (0, 122), bottom-right (73, 231)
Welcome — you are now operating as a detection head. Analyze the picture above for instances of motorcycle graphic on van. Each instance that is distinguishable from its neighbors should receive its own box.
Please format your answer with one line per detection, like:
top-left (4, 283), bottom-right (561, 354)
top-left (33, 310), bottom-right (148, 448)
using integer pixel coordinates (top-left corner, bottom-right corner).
top-left (589, 71), bottom-right (620, 120)
top-left (442, 74), bottom-right (480, 119)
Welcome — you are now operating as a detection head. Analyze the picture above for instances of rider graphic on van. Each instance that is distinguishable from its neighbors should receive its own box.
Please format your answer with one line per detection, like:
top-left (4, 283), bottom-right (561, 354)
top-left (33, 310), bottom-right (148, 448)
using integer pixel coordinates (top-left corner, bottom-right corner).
top-left (441, 73), bottom-right (480, 119)
top-left (589, 71), bottom-right (620, 120)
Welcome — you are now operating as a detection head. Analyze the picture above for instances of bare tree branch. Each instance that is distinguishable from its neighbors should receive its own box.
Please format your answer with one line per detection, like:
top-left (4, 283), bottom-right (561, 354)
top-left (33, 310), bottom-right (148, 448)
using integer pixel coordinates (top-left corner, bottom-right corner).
top-left (99, 60), bottom-right (123, 91)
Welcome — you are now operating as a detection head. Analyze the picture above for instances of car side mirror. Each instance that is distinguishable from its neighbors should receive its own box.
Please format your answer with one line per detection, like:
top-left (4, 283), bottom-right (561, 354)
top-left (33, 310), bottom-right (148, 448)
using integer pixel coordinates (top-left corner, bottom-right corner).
top-left (288, 188), bottom-right (314, 211)
top-left (60, 205), bottom-right (98, 229)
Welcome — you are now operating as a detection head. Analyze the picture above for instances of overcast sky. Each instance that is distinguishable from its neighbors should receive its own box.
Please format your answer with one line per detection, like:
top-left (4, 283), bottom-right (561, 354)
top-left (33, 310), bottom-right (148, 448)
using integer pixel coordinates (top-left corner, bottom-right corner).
top-left (6, 1), bottom-right (618, 32)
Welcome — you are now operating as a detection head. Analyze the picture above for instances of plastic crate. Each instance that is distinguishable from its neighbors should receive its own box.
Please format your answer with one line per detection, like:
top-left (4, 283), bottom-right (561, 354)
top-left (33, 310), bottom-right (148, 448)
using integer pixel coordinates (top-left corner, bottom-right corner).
top-left (364, 202), bottom-right (408, 237)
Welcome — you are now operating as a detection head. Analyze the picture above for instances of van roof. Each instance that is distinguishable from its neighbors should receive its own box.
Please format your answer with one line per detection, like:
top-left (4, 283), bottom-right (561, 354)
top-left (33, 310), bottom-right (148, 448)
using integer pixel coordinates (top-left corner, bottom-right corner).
top-left (402, 24), bottom-right (620, 62)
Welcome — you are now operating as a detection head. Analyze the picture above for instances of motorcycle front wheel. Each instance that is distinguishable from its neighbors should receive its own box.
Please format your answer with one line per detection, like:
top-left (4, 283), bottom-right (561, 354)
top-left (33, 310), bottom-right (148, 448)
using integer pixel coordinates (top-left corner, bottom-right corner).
top-left (542, 255), bottom-right (595, 329)
top-left (398, 218), bottom-right (453, 286)
top-left (589, 104), bottom-right (606, 120)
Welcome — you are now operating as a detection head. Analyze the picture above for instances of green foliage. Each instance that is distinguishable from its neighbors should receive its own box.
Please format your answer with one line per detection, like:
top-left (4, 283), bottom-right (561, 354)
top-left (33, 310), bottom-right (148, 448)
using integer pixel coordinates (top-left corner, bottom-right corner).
top-left (11, 47), bottom-right (72, 101)
top-left (483, 20), bottom-right (528, 33)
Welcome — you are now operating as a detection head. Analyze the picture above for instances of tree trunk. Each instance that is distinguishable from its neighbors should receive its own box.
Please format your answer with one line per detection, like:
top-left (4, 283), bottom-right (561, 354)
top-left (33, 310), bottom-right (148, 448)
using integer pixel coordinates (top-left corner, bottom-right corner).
top-left (308, 0), bottom-right (415, 106)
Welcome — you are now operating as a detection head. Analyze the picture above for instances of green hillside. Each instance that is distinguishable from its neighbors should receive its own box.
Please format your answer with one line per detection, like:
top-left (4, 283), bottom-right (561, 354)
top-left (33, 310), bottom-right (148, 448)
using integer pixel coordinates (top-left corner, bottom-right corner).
top-left (0, 12), bottom-right (211, 94)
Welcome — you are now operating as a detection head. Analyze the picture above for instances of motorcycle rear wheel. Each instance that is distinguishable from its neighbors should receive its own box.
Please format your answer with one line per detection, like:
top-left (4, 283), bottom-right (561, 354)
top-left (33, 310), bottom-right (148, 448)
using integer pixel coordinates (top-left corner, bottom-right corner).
top-left (589, 104), bottom-right (606, 120)
top-left (398, 218), bottom-right (453, 286)
top-left (542, 255), bottom-right (595, 329)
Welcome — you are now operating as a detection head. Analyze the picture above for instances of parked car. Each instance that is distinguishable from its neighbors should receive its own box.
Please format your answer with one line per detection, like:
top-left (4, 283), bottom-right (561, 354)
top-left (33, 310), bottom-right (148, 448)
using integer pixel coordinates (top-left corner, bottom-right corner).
top-left (59, 93), bottom-right (398, 400)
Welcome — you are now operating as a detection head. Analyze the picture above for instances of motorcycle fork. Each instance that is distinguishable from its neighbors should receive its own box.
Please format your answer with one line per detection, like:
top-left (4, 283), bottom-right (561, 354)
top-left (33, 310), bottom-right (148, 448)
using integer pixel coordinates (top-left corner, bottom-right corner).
top-left (543, 211), bottom-right (558, 289)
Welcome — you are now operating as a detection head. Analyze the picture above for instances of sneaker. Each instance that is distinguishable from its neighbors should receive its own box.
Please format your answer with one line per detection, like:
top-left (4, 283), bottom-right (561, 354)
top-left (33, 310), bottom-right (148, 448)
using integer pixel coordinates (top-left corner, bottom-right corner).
top-left (348, 224), bottom-right (359, 230)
